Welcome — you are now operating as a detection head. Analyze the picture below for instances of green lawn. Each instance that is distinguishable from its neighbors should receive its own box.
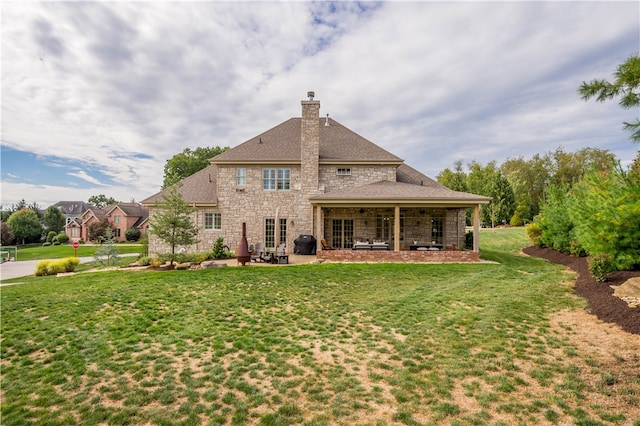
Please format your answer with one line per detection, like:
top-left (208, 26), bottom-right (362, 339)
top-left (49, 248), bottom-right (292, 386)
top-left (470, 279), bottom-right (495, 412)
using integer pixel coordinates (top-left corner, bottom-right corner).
top-left (1, 229), bottom-right (638, 425)
top-left (5, 243), bottom-right (142, 261)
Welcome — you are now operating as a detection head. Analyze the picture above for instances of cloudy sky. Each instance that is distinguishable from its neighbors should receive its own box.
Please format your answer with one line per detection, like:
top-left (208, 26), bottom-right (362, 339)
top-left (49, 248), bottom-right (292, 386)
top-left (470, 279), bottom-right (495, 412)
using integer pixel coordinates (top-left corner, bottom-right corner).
top-left (2, 1), bottom-right (638, 209)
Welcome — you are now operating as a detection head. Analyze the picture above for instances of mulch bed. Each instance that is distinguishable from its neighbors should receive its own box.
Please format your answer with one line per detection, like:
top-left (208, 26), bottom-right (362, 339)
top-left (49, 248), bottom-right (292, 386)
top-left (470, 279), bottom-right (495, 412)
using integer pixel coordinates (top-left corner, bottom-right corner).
top-left (523, 246), bottom-right (640, 335)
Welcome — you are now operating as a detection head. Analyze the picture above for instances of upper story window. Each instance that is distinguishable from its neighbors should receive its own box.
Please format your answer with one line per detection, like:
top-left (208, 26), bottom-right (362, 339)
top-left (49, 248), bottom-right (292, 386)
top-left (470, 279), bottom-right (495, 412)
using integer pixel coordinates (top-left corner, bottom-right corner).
top-left (337, 167), bottom-right (351, 176)
top-left (114, 215), bottom-right (121, 224)
top-left (263, 168), bottom-right (290, 190)
top-left (236, 168), bottom-right (246, 186)
top-left (204, 213), bottom-right (222, 230)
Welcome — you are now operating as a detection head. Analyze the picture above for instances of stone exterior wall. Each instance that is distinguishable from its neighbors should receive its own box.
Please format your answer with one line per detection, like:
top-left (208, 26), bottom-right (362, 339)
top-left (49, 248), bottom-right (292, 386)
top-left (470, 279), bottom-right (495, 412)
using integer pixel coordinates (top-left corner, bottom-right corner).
top-left (318, 165), bottom-right (396, 192)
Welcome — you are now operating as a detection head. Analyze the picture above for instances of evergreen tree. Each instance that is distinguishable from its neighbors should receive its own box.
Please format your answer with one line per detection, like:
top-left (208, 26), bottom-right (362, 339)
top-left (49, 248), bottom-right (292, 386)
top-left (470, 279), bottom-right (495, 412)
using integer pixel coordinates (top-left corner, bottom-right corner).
top-left (150, 185), bottom-right (199, 267)
top-left (94, 227), bottom-right (119, 266)
top-left (579, 54), bottom-right (640, 142)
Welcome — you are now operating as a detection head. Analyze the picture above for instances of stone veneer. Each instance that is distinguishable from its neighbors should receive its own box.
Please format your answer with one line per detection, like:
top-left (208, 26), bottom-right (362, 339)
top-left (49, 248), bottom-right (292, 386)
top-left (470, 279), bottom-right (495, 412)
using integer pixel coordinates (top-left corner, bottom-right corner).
top-left (316, 249), bottom-right (481, 263)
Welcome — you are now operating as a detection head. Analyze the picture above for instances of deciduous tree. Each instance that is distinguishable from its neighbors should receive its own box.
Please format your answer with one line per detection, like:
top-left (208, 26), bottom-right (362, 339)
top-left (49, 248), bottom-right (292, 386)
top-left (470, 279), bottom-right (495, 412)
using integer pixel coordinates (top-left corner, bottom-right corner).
top-left (162, 146), bottom-right (229, 188)
top-left (88, 194), bottom-right (118, 209)
top-left (7, 208), bottom-right (42, 244)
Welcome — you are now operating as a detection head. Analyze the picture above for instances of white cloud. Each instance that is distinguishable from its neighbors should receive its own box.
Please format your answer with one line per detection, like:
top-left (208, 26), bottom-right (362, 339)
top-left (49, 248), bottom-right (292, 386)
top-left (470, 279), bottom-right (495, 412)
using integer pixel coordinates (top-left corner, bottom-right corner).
top-left (1, 1), bottom-right (638, 207)
top-left (66, 170), bottom-right (105, 186)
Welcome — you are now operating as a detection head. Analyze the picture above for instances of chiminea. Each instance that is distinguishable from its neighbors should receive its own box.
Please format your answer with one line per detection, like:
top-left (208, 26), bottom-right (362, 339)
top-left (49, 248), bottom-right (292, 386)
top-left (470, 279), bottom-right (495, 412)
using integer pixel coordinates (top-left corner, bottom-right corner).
top-left (236, 222), bottom-right (251, 266)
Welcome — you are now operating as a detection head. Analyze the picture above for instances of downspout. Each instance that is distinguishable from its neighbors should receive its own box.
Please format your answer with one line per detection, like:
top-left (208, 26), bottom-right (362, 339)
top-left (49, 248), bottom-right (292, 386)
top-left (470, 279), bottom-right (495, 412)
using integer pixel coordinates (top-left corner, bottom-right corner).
top-left (394, 204), bottom-right (400, 251)
top-left (315, 204), bottom-right (323, 253)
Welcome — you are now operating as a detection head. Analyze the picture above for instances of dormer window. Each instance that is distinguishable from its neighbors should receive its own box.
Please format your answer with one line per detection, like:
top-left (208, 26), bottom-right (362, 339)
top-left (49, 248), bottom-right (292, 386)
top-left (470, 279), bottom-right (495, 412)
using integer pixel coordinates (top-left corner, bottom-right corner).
top-left (337, 167), bottom-right (351, 176)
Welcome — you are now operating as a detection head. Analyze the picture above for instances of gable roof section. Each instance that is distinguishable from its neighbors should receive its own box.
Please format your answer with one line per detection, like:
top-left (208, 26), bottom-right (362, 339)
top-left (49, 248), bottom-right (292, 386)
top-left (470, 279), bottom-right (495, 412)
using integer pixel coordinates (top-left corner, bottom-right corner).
top-left (211, 118), bottom-right (402, 165)
top-left (310, 180), bottom-right (490, 206)
top-left (81, 207), bottom-right (107, 222)
top-left (105, 203), bottom-right (147, 218)
top-left (396, 163), bottom-right (446, 189)
top-left (54, 201), bottom-right (94, 216)
top-left (141, 165), bottom-right (218, 206)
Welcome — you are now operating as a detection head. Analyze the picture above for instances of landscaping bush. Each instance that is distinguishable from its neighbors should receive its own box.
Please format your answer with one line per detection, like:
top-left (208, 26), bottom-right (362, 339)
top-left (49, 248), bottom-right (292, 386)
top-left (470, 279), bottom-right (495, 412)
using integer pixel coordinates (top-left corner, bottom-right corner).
top-left (464, 231), bottom-right (473, 250)
top-left (46, 231), bottom-right (57, 243)
top-left (35, 257), bottom-right (80, 276)
top-left (138, 256), bottom-right (151, 266)
top-left (125, 228), bottom-right (141, 242)
top-left (56, 233), bottom-right (69, 244)
top-left (588, 254), bottom-right (615, 282)
top-left (525, 222), bottom-right (542, 246)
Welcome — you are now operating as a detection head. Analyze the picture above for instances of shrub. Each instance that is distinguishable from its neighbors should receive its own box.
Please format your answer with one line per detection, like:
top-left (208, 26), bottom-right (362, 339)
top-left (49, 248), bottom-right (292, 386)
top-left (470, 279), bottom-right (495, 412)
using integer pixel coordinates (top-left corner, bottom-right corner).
top-left (525, 222), bottom-right (542, 246)
top-left (35, 260), bottom-right (51, 276)
top-left (35, 257), bottom-right (80, 276)
top-left (138, 256), bottom-right (151, 266)
top-left (125, 228), bottom-right (141, 242)
top-left (149, 258), bottom-right (163, 267)
top-left (56, 233), bottom-right (69, 244)
top-left (569, 240), bottom-right (586, 257)
top-left (46, 231), bottom-right (57, 243)
top-left (52, 241), bottom-right (61, 246)
top-left (212, 237), bottom-right (227, 259)
top-left (510, 213), bottom-right (524, 227)
top-left (588, 254), bottom-right (616, 282)
top-left (464, 231), bottom-right (473, 250)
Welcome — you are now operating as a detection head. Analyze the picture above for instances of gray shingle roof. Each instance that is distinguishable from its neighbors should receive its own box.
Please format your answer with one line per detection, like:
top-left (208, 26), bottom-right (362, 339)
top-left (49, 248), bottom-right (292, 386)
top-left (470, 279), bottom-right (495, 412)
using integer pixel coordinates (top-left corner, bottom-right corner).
top-left (211, 118), bottom-right (402, 164)
top-left (141, 116), bottom-right (489, 206)
top-left (141, 165), bottom-right (218, 205)
top-left (310, 180), bottom-right (490, 205)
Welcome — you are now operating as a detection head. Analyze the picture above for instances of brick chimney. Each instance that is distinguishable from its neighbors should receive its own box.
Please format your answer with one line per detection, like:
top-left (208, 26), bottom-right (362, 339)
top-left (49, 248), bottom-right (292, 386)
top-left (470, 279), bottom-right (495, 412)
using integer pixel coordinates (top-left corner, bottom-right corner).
top-left (301, 91), bottom-right (320, 192)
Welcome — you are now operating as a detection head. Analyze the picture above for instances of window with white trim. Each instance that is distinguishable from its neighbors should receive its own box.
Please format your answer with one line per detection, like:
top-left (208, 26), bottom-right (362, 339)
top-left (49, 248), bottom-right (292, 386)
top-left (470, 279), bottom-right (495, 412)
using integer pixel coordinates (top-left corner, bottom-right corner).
top-left (236, 168), bottom-right (246, 186)
top-left (263, 168), bottom-right (290, 190)
top-left (336, 167), bottom-right (351, 176)
top-left (204, 213), bottom-right (222, 230)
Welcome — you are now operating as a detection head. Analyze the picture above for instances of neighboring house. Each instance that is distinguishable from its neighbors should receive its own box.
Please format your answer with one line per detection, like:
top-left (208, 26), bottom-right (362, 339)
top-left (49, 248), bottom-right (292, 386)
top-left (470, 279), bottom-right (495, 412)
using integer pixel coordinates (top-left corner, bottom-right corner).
top-left (142, 91), bottom-right (490, 262)
top-left (65, 203), bottom-right (149, 243)
top-left (54, 201), bottom-right (94, 225)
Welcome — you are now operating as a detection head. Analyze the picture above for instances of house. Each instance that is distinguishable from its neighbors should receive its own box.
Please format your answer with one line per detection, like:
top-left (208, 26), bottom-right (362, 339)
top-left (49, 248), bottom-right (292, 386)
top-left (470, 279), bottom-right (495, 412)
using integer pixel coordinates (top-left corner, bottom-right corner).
top-left (54, 201), bottom-right (94, 225)
top-left (142, 91), bottom-right (490, 262)
top-left (65, 203), bottom-right (149, 243)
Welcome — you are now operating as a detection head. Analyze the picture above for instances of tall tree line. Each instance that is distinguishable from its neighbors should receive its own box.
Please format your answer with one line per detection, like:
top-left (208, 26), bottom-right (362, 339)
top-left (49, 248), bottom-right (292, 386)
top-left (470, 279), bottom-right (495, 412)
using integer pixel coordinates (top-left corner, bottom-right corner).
top-left (436, 147), bottom-right (615, 226)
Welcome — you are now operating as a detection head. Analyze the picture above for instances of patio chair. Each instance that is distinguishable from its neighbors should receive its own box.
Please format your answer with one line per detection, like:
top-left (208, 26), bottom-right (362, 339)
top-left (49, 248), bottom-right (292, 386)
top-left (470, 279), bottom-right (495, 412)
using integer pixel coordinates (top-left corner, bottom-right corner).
top-left (274, 244), bottom-right (288, 264)
top-left (251, 242), bottom-right (267, 262)
top-left (320, 239), bottom-right (335, 250)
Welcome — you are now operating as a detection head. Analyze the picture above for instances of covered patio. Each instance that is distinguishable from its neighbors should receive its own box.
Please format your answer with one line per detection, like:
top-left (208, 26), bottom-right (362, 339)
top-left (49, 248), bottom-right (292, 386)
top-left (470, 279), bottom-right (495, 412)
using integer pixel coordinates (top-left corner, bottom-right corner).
top-left (310, 180), bottom-right (490, 263)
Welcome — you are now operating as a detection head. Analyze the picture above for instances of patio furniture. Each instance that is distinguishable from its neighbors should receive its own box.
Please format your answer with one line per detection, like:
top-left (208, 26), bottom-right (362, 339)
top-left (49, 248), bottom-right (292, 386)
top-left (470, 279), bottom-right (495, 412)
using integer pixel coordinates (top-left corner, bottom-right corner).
top-left (320, 239), bottom-right (335, 250)
top-left (251, 242), bottom-right (270, 262)
top-left (352, 241), bottom-right (390, 250)
top-left (272, 244), bottom-right (288, 264)
top-left (409, 243), bottom-right (444, 251)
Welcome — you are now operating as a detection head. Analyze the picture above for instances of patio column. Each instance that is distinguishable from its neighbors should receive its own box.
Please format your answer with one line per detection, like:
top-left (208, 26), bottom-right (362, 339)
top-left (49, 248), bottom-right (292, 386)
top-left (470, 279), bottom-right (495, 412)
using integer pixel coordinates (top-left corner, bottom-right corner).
top-left (315, 204), bottom-right (323, 252)
top-left (473, 204), bottom-right (480, 252)
top-left (394, 204), bottom-right (400, 251)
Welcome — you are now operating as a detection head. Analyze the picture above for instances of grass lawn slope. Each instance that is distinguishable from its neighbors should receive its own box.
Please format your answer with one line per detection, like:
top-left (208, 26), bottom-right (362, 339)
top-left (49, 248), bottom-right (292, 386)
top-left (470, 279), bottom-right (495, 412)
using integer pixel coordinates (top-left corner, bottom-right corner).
top-left (2, 228), bottom-right (638, 425)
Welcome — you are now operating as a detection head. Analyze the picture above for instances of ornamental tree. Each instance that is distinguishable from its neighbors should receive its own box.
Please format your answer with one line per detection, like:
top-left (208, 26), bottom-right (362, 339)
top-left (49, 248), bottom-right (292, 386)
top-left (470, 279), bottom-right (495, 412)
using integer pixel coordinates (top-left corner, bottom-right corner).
top-left (149, 185), bottom-right (199, 267)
